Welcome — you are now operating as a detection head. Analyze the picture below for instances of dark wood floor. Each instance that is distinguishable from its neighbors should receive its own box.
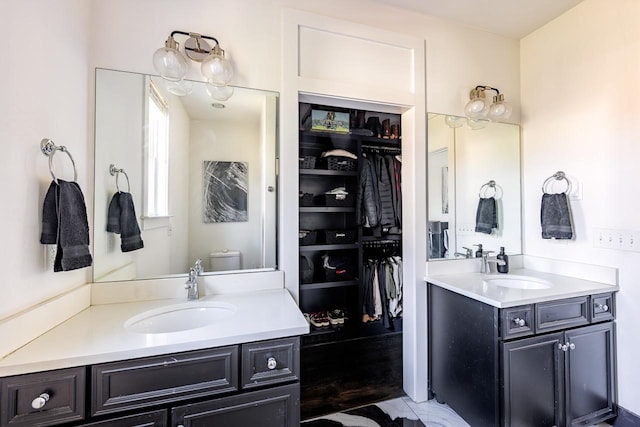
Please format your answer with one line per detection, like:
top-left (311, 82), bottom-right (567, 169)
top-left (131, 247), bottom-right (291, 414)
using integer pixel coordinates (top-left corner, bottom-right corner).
top-left (300, 331), bottom-right (404, 420)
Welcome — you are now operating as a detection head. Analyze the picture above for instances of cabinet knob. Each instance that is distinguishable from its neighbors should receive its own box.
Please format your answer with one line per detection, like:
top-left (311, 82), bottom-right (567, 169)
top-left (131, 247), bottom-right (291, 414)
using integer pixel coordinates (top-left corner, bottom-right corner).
top-left (267, 357), bottom-right (277, 370)
top-left (596, 303), bottom-right (609, 312)
top-left (569, 342), bottom-right (576, 351)
top-left (558, 343), bottom-right (569, 352)
top-left (512, 317), bottom-right (526, 327)
top-left (31, 393), bottom-right (50, 410)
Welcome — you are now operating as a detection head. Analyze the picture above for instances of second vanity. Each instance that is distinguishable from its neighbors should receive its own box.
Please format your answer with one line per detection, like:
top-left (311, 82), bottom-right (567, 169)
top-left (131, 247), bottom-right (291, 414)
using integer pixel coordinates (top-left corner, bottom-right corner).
top-left (0, 288), bottom-right (309, 427)
top-left (426, 263), bottom-right (619, 427)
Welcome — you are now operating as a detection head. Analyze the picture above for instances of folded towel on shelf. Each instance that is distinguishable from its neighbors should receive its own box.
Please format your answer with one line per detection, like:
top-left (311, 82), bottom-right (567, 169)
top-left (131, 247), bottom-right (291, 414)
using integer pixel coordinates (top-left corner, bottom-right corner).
top-left (106, 192), bottom-right (144, 252)
top-left (321, 149), bottom-right (357, 160)
top-left (475, 197), bottom-right (497, 234)
top-left (541, 192), bottom-right (574, 239)
top-left (40, 180), bottom-right (93, 272)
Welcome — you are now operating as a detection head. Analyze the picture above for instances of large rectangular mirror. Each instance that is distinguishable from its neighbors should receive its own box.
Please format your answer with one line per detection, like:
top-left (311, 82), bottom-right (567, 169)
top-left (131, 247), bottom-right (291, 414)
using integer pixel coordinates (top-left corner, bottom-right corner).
top-left (94, 68), bottom-right (278, 282)
top-left (427, 113), bottom-right (521, 260)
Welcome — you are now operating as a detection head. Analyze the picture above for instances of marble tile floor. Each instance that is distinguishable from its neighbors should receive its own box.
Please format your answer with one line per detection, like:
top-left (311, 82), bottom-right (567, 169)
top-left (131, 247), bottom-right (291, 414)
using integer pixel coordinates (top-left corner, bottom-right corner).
top-left (302, 396), bottom-right (612, 426)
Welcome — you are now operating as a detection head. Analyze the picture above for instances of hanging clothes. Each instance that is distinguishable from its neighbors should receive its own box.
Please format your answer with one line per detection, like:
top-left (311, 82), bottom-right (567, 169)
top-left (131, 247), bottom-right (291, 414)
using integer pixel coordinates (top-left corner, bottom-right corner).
top-left (360, 255), bottom-right (403, 330)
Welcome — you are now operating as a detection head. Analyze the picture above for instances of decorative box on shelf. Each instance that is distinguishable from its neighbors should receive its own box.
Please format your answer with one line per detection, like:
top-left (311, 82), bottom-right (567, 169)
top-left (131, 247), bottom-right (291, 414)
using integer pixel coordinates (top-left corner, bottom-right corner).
top-left (311, 110), bottom-right (350, 134)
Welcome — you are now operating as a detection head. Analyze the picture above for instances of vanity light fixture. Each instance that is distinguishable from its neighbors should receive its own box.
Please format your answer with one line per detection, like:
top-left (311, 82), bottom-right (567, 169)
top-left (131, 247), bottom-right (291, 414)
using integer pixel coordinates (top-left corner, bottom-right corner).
top-left (152, 30), bottom-right (234, 100)
top-left (464, 85), bottom-right (512, 122)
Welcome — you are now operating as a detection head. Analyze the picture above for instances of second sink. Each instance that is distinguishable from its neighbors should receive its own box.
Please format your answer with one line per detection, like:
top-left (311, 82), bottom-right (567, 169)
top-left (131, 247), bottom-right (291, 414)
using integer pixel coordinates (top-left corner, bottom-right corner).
top-left (483, 275), bottom-right (553, 290)
top-left (124, 301), bottom-right (237, 334)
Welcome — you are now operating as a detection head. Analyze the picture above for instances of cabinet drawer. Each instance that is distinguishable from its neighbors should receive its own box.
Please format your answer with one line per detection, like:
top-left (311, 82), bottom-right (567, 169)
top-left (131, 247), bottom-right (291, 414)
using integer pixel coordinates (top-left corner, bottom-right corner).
top-left (0, 366), bottom-right (85, 427)
top-left (501, 305), bottom-right (534, 339)
top-left (172, 383), bottom-right (300, 427)
top-left (591, 293), bottom-right (615, 322)
top-left (79, 409), bottom-right (167, 426)
top-left (91, 346), bottom-right (238, 416)
top-left (536, 296), bottom-right (589, 334)
top-left (241, 337), bottom-right (300, 389)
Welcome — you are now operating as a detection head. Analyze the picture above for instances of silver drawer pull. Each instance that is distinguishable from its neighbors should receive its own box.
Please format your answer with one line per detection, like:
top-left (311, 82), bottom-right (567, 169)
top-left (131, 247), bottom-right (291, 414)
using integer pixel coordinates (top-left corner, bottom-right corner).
top-left (31, 393), bottom-right (50, 409)
top-left (512, 317), bottom-right (526, 327)
top-left (558, 343), bottom-right (568, 352)
top-left (596, 303), bottom-right (609, 312)
top-left (267, 357), bottom-right (277, 370)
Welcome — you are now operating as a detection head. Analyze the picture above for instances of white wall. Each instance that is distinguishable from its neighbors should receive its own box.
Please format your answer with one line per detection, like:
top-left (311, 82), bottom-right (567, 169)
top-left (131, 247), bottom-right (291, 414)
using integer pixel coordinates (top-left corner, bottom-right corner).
top-left (521, 0), bottom-right (640, 414)
top-left (0, 0), bottom-right (91, 319)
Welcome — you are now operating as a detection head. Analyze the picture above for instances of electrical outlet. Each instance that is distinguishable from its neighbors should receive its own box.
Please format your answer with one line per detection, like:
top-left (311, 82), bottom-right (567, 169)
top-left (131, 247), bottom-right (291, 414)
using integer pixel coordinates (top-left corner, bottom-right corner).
top-left (44, 245), bottom-right (56, 270)
top-left (594, 228), bottom-right (640, 252)
top-left (457, 224), bottom-right (475, 235)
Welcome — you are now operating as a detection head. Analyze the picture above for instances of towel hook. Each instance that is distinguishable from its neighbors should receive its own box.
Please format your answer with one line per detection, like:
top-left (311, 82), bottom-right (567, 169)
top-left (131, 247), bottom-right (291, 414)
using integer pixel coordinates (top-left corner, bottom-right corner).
top-left (542, 171), bottom-right (571, 194)
top-left (109, 164), bottom-right (131, 193)
top-left (478, 180), bottom-right (503, 199)
top-left (40, 138), bottom-right (78, 183)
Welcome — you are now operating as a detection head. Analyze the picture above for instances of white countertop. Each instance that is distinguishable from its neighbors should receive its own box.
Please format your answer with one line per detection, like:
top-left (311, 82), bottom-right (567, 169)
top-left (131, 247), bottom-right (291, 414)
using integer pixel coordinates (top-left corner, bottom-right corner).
top-left (0, 289), bottom-right (309, 377)
top-left (426, 268), bottom-right (619, 308)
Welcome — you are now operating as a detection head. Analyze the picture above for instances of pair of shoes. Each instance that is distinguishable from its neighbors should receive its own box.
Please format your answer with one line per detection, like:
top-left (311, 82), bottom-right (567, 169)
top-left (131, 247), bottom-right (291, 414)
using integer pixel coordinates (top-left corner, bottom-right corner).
top-left (309, 312), bottom-right (330, 328)
top-left (328, 309), bottom-right (345, 326)
top-left (362, 313), bottom-right (379, 323)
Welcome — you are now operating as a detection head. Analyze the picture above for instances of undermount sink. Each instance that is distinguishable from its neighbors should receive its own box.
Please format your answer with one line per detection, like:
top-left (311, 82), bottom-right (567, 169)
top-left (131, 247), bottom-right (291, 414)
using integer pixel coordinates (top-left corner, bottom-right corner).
top-left (483, 275), bottom-right (553, 290)
top-left (124, 301), bottom-right (237, 334)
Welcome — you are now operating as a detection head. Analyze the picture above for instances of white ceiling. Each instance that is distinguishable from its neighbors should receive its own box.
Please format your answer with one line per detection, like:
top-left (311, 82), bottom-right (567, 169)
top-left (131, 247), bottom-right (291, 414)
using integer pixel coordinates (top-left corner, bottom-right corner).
top-left (369, 0), bottom-right (584, 39)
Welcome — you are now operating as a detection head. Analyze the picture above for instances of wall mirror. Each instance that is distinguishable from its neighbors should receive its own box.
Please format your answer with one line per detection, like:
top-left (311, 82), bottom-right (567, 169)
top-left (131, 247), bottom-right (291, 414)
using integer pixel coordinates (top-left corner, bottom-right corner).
top-left (427, 113), bottom-right (521, 260)
top-left (94, 68), bottom-right (278, 282)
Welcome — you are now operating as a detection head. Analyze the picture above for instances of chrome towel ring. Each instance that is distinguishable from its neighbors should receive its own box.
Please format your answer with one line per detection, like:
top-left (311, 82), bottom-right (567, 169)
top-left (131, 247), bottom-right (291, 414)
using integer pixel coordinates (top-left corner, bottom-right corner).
top-left (109, 164), bottom-right (131, 193)
top-left (542, 171), bottom-right (571, 194)
top-left (40, 138), bottom-right (78, 183)
top-left (479, 180), bottom-right (503, 199)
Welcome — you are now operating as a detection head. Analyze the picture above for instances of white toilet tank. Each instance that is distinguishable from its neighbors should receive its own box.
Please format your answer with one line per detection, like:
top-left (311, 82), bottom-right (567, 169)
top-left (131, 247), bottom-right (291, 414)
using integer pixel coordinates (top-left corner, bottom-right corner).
top-left (209, 250), bottom-right (241, 271)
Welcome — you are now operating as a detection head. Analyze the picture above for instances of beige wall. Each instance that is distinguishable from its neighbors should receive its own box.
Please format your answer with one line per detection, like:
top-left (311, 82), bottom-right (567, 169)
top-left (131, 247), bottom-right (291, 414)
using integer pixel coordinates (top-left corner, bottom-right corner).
top-left (521, 0), bottom-right (640, 414)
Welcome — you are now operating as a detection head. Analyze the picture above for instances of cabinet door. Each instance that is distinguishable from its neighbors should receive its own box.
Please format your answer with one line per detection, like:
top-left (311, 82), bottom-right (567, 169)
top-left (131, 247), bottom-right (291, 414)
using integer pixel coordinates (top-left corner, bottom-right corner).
top-left (565, 322), bottom-right (616, 426)
top-left (502, 332), bottom-right (564, 427)
top-left (171, 383), bottom-right (299, 427)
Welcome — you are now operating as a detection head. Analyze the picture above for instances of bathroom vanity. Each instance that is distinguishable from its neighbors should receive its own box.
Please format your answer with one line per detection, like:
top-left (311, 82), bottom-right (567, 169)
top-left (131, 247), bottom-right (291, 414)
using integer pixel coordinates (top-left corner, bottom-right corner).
top-left (427, 269), bottom-right (618, 427)
top-left (0, 289), bottom-right (308, 427)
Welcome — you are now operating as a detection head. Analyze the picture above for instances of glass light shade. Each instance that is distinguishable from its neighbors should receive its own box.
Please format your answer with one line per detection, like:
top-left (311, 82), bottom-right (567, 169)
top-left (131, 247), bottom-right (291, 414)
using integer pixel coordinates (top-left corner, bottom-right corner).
top-left (165, 80), bottom-right (193, 96)
top-left (206, 84), bottom-right (234, 101)
top-left (467, 117), bottom-right (488, 130)
top-left (153, 46), bottom-right (189, 82)
top-left (488, 96), bottom-right (512, 121)
top-left (445, 115), bottom-right (465, 128)
top-left (465, 96), bottom-right (490, 120)
top-left (201, 46), bottom-right (234, 86)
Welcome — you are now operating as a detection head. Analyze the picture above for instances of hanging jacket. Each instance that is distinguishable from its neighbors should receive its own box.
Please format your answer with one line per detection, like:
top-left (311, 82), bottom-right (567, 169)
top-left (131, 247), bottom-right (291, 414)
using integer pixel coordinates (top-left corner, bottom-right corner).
top-left (356, 155), bottom-right (380, 227)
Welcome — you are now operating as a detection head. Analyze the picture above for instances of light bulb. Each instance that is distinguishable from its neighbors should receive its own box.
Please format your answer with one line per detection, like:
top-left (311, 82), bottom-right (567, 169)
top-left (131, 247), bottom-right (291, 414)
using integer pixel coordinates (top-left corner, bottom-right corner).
top-left (488, 94), bottom-right (512, 121)
top-left (464, 88), bottom-right (489, 119)
top-left (152, 36), bottom-right (188, 82)
top-left (467, 117), bottom-right (488, 130)
top-left (206, 84), bottom-right (234, 101)
top-left (201, 45), bottom-right (234, 86)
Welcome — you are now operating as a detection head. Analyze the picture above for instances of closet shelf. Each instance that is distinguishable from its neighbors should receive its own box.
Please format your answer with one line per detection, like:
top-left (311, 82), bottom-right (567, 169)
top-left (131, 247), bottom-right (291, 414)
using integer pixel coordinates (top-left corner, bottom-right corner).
top-left (299, 207), bottom-right (355, 213)
top-left (299, 244), bottom-right (358, 252)
top-left (300, 280), bottom-right (359, 290)
top-left (299, 169), bottom-right (358, 177)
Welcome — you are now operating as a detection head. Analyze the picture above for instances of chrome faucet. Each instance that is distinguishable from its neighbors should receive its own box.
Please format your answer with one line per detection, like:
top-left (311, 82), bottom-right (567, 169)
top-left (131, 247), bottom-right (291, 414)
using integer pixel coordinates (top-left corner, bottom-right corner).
top-left (454, 247), bottom-right (473, 258)
top-left (480, 252), bottom-right (506, 274)
top-left (184, 259), bottom-right (203, 300)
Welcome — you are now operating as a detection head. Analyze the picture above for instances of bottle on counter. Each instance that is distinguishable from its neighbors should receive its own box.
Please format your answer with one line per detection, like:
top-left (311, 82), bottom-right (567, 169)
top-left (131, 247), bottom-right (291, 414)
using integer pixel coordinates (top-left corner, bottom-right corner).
top-left (497, 247), bottom-right (509, 273)
top-left (474, 244), bottom-right (483, 258)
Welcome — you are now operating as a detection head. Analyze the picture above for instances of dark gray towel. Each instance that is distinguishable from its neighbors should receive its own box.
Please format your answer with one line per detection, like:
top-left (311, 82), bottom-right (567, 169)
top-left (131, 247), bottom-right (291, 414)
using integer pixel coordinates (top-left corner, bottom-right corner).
top-left (541, 193), bottom-right (573, 239)
top-left (106, 192), bottom-right (144, 252)
top-left (40, 180), bottom-right (93, 272)
top-left (475, 197), bottom-right (497, 234)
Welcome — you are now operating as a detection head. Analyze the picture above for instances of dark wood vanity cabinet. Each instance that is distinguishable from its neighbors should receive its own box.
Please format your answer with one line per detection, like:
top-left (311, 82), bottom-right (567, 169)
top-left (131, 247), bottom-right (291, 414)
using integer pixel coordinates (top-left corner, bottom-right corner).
top-left (0, 336), bottom-right (300, 427)
top-left (428, 284), bottom-right (616, 427)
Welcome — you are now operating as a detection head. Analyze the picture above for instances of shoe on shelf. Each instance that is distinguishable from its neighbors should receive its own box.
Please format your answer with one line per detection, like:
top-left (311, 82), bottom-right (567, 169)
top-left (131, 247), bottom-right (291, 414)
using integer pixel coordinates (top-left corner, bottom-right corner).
top-left (309, 311), bottom-right (330, 329)
top-left (328, 309), bottom-right (345, 326)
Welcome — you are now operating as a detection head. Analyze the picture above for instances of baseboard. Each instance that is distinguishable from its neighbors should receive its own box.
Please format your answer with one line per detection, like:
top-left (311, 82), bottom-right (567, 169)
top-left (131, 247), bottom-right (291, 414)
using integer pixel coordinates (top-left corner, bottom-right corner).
top-left (611, 406), bottom-right (640, 426)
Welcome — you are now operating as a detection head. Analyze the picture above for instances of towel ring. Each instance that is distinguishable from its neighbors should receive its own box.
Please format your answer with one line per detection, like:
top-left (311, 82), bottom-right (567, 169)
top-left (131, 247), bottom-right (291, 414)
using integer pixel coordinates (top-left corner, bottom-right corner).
top-left (109, 164), bottom-right (131, 193)
top-left (40, 138), bottom-right (78, 183)
top-left (479, 180), bottom-right (503, 199)
top-left (542, 171), bottom-right (571, 194)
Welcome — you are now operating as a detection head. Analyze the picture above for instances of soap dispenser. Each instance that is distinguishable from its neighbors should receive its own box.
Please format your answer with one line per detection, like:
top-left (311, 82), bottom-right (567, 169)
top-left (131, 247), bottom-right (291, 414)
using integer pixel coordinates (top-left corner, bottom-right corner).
top-left (474, 244), bottom-right (483, 258)
top-left (497, 247), bottom-right (509, 273)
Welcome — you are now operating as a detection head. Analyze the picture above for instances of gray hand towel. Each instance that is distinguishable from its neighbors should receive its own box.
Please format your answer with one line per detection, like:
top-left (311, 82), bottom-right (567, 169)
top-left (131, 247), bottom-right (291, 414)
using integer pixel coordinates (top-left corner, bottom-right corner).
top-left (106, 192), bottom-right (121, 233)
top-left (541, 193), bottom-right (573, 239)
top-left (116, 192), bottom-right (144, 252)
top-left (41, 180), bottom-right (93, 272)
top-left (475, 197), bottom-right (497, 234)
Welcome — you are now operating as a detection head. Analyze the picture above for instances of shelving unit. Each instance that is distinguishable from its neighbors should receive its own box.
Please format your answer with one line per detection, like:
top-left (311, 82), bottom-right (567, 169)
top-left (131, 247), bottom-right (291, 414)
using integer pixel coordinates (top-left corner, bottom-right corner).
top-left (298, 102), bottom-right (404, 419)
